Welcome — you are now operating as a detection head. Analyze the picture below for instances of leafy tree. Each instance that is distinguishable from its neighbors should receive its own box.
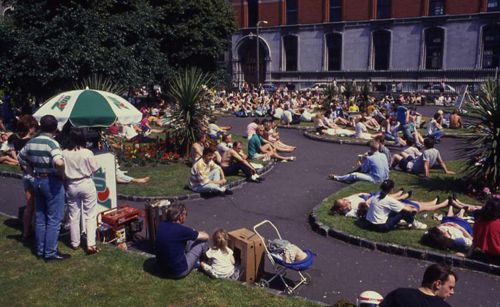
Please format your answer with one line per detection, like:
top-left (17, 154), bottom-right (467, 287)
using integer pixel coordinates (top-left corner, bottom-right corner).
top-left (151, 0), bottom-right (236, 71)
top-left (0, 0), bottom-right (235, 103)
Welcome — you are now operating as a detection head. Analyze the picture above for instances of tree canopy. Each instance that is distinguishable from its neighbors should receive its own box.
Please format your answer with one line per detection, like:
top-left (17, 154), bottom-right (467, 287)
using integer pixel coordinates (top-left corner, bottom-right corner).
top-left (0, 0), bottom-right (236, 102)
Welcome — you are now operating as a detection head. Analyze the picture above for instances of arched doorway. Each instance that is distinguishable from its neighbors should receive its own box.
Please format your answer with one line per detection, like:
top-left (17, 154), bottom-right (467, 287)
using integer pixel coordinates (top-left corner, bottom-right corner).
top-left (237, 37), bottom-right (269, 86)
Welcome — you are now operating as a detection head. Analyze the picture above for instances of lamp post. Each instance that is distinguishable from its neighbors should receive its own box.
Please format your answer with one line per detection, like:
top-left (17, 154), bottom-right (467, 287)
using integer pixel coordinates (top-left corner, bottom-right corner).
top-left (256, 20), bottom-right (268, 88)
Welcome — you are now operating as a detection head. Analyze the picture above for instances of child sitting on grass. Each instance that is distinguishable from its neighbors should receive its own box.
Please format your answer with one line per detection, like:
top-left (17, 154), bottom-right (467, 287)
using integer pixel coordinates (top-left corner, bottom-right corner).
top-left (201, 229), bottom-right (239, 279)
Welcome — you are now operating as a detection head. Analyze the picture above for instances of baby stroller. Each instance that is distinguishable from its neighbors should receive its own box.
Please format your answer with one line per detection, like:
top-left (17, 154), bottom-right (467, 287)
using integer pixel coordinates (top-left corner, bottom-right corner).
top-left (253, 220), bottom-right (315, 295)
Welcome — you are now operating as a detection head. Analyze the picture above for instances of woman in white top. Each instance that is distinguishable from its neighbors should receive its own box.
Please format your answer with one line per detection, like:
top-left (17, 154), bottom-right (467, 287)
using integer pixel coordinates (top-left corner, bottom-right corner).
top-left (201, 229), bottom-right (238, 279)
top-left (63, 129), bottom-right (100, 254)
top-left (365, 180), bottom-right (427, 232)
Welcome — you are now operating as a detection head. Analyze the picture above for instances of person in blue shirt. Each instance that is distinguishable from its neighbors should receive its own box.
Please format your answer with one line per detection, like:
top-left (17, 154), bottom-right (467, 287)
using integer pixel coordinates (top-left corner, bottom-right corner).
top-left (156, 202), bottom-right (209, 278)
top-left (329, 141), bottom-right (389, 183)
top-left (395, 99), bottom-right (415, 143)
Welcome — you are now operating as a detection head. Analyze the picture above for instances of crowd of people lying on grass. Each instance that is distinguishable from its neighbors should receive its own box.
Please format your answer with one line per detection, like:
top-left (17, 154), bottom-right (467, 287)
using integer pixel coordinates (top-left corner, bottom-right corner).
top-left (187, 119), bottom-right (296, 196)
top-left (329, 179), bottom-right (500, 263)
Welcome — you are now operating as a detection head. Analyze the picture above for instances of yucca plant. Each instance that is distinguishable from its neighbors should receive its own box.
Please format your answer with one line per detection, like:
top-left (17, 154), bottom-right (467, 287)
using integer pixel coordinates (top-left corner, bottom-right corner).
top-left (461, 79), bottom-right (500, 192)
top-left (343, 81), bottom-right (357, 102)
top-left (322, 82), bottom-right (339, 109)
top-left (168, 67), bottom-right (213, 155)
top-left (74, 74), bottom-right (127, 95)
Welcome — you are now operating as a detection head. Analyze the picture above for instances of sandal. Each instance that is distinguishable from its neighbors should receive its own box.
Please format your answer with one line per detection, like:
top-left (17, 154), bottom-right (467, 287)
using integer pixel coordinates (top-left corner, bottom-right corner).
top-left (86, 246), bottom-right (101, 255)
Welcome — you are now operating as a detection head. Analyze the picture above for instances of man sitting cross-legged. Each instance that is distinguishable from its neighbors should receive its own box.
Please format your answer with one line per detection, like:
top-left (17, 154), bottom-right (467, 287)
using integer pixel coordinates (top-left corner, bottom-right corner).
top-left (221, 141), bottom-right (263, 183)
top-left (189, 147), bottom-right (233, 195)
top-left (155, 202), bottom-right (209, 279)
top-left (248, 125), bottom-right (295, 162)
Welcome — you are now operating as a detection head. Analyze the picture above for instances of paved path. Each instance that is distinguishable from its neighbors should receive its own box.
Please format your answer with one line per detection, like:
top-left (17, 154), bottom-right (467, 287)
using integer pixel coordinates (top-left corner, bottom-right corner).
top-left (1, 109), bottom-right (499, 306)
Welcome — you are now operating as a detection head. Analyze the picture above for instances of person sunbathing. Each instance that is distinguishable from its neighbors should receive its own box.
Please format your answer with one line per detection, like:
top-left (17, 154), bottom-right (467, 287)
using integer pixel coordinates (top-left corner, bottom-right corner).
top-left (421, 205), bottom-right (473, 252)
top-left (330, 190), bottom-right (448, 219)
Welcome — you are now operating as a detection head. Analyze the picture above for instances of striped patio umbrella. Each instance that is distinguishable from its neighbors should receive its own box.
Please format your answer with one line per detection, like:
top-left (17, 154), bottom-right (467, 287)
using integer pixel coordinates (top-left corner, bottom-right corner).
top-left (33, 89), bottom-right (142, 129)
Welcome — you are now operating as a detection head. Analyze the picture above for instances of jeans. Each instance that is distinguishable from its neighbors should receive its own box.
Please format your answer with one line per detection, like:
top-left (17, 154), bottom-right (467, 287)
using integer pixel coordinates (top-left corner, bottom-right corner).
top-left (174, 240), bottom-right (209, 278)
top-left (34, 176), bottom-right (65, 258)
top-left (192, 169), bottom-right (226, 194)
top-left (399, 124), bottom-right (415, 143)
top-left (335, 172), bottom-right (376, 183)
top-left (369, 210), bottom-right (416, 232)
top-left (429, 130), bottom-right (443, 141)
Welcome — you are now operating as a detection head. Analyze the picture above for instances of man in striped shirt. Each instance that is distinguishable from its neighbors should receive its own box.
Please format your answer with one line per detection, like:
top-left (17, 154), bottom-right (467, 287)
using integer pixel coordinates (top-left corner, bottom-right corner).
top-left (18, 115), bottom-right (69, 261)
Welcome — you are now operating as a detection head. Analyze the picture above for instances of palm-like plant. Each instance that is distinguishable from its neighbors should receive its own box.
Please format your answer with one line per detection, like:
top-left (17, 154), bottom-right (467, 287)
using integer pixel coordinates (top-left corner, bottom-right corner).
top-left (322, 82), bottom-right (339, 109)
top-left (74, 74), bottom-right (127, 95)
top-left (462, 79), bottom-right (500, 191)
top-left (168, 67), bottom-right (213, 155)
top-left (343, 81), bottom-right (357, 102)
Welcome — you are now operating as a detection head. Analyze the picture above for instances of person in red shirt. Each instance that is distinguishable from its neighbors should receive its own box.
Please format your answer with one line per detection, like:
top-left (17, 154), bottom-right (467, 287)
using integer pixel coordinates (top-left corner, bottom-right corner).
top-left (473, 198), bottom-right (500, 261)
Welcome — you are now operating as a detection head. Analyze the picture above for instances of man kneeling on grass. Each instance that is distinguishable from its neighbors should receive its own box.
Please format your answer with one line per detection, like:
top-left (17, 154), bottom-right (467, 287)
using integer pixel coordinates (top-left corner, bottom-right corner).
top-left (156, 202), bottom-right (209, 278)
top-left (189, 147), bottom-right (233, 196)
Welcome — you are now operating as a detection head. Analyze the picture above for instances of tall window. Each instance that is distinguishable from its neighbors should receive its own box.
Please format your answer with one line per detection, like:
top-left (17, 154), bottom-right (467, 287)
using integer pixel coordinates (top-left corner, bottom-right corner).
top-left (326, 33), bottom-right (342, 71)
top-left (425, 28), bottom-right (444, 69)
top-left (248, 0), bottom-right (258, 27)
top-left (283, 35), bottom-right (298, 71)
top-left (377, 0), bottom-right (391, 19)
top-left (483, 25), bottom-right (500, 68)
top-left (372, 30), bottom-right (391, 70)
top-left (330, 0), bottom-right (342, 22)
top-left (429, 0), bottom-right (445, 16)
top-left (487, 0), bottom-right (500, 11)
top-left (286, 0), bottom-right (298, 25)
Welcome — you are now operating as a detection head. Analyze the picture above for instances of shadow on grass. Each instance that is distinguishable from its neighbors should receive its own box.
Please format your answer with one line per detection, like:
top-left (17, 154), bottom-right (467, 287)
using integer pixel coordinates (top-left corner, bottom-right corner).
top-left (3, 217), bottom-right (38, 256)
top-left (414, 176), bottom-right (468, 194)
top-left (143, 257), bottom-right (168, 279)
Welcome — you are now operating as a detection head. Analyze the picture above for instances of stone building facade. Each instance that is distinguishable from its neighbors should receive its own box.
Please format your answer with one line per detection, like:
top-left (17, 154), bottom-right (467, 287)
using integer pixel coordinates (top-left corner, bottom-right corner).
top-left (229, 0), bottom-right (500, 89)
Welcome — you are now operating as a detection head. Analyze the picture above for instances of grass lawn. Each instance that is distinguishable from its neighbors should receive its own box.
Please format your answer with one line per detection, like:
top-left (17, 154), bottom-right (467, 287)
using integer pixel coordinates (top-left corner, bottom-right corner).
top-left (0, 134), bottom-right (263, 197)
top-left (316, 161), bottom-right (479, 252)
top-left (0, 216), bottom-right (316, 307)
top-left (117, 134), bottom-right (266, 197)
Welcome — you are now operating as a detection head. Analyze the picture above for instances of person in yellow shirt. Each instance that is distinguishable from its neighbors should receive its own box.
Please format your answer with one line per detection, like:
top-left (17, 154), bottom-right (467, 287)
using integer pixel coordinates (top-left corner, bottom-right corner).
top-left (348, 102), bottom-right (360, 113)
top-left (189, 147), bottom-right (232, 195)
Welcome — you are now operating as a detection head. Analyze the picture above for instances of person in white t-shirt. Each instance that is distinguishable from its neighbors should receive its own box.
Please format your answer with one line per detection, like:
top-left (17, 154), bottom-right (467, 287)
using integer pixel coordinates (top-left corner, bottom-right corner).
top-left (330, 190), bottom-right (448, 219)
top-left (62, 129), bottom-right (100, 254)
top-left (200, 229), bottom-right (239, 279)
top-left (366, 180), bottom-right (427, 232)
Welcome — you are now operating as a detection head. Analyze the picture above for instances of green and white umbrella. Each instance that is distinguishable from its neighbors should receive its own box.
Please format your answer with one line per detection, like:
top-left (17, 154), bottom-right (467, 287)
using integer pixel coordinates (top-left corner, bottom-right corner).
top-left (34, 89), bottom-right (142, 129)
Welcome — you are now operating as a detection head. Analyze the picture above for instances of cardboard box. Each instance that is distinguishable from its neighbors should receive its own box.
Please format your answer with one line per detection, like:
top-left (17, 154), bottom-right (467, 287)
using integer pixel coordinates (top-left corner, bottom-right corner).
top-left (228, 228), bottom-right (265, 283)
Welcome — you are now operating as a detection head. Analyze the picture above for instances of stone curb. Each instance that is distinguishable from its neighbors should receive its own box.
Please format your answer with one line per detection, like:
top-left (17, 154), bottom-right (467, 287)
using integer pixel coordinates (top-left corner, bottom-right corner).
top-left (303, 129), bottom-right (477, 147)
top-left (309, 202), bottom-right (500, 276)
top-left (276, 124), bottom-right (312, 131)
top-left (0, 161), bottom-right (276, 203)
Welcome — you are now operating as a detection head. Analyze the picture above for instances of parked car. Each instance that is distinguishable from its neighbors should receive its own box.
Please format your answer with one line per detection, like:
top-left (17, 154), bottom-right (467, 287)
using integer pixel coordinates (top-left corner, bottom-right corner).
top-left (422, 83), bottom-right (456, 94)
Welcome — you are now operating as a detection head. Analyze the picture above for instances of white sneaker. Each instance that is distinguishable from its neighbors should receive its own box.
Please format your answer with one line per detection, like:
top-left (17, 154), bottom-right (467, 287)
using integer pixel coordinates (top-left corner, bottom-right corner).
top-left (411, 220), bottom-right (428, 230)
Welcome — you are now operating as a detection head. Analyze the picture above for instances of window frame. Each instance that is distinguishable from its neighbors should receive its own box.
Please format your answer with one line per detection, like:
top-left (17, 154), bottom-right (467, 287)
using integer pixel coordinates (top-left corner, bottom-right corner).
top-left (247, 0), bottom-right (259, 28)
top-left (283, 35), bottom-right (299, 72)
top-left (329, 0), bottom-right (342, 22)
top-left (286, 0), bottom-right (298, 25)
top-left (424, 27), bottom-right (445, 70)
top-left (325, 32), bottom-right (342, 71)
top-left (482, 24), bottom-right (500, 68)
top-left (429, 0), bottom-right (445, 16)
top-left (487, 0), bottom-right (500, 12)
top-left (377, 0), bottom-right (391, 19)
top-left (372, 30), bottom-right (391, 70)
